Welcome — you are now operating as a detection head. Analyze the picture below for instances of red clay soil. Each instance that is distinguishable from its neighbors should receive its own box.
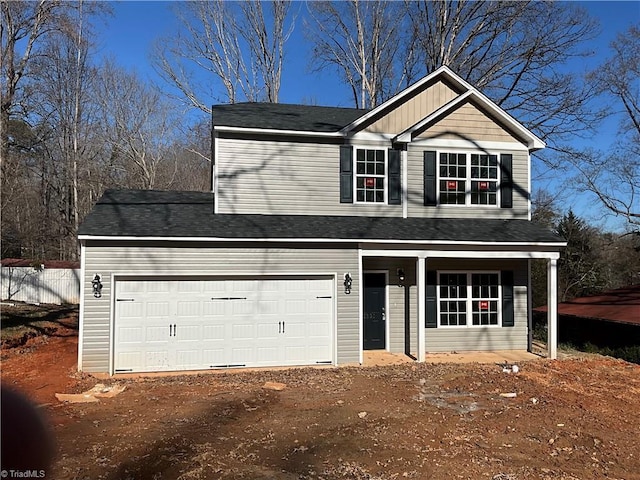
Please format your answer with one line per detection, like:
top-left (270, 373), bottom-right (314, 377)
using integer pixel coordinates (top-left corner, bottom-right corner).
top-left (1, 312), bottom-right (639, 480)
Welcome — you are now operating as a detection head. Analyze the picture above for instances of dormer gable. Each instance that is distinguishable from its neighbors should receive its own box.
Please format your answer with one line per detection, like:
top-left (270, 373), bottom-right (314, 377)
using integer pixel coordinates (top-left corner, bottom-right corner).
top-left (342, 66), bottom-right (545, 151)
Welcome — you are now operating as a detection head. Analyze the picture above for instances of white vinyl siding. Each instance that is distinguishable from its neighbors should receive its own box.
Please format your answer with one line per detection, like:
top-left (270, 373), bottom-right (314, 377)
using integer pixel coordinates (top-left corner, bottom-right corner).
top-left (424, 259), bottom-right (529, 352)
top-left (80, 242), bottom-right (360, 373)
top-left (216, 138), bottom-right (529, 220)
top-left (216, 138), bottom-right (400, 217)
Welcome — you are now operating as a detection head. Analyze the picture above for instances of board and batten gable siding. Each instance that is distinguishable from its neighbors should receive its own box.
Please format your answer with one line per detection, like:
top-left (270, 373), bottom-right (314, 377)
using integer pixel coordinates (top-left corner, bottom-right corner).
top-left (424, 259), bottom-right (529, 352)
top-left (406, 146), bottom-right (529, 219)
top-left (80, 242), bottom-right (360, 373)
top-left (362, 80), bottom-right (460, 134)
top-left (216, 138), bottom-right (402, 217)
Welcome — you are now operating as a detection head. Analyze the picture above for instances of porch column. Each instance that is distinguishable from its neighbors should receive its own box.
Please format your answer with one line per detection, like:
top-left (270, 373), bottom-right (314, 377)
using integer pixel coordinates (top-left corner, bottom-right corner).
top-left (417, 256), bottom-right (426, 362)
top-left (547, 258), bottom-right (558, 359)
top-left (401, 148), bottom-right (408, 219)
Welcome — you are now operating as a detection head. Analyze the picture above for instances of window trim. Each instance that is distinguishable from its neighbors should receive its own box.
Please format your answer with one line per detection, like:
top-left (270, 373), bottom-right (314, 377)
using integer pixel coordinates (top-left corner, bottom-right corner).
top-left (437, 150), bottom-right (501, 207)
top-left (437, 270), bottom-right (503, 328)
top-left (353, 147), bottom-right (387, 204)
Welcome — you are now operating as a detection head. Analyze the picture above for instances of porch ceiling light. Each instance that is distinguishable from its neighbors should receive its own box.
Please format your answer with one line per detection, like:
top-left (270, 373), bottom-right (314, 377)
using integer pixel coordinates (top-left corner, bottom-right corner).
top-left (397, 268), bottom-right (405, 285)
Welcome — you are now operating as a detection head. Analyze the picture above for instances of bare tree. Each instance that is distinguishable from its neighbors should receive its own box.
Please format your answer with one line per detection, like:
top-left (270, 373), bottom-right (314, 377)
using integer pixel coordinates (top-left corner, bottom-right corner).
top-left (408, 0), bottom-right (603, 142)
top-left (305, 1), bottom-right (601, 139)
top-left (1, 0), bottom-right (108, 260)
top-left (1, 0), bottom-right (70, 159)
top-left (153, 0), bottom-right (293, 111)
top-left (568, 26), bottom-right (639, 227)
top-left (96, 60), bottom-right (183, 190)
top-left (306, 0), bottom-right (404, 109)
top-left (27, 0), bottom-right (104, 258)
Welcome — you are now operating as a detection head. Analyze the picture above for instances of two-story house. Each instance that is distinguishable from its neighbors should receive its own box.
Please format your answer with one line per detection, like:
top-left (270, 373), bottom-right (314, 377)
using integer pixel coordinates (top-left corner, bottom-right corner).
top-left (78, 67), bottom-right (564, 375)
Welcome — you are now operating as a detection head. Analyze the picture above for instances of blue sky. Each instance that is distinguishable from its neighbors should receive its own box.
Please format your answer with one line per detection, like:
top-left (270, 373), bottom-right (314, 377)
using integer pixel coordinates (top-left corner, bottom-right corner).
top-left (95, 1), bottom-right (639, 105)
top-left (93, 1), bottom-right (639, 229)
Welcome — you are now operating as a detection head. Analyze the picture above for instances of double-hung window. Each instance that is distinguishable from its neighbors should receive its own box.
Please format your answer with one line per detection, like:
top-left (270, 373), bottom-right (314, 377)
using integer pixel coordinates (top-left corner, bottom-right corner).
top-left (355, 148), bottom-right (386, 203)
top-left (439, 152), bottom-right (499, 206)
top-left (438, 272), bottom-right (501, 327)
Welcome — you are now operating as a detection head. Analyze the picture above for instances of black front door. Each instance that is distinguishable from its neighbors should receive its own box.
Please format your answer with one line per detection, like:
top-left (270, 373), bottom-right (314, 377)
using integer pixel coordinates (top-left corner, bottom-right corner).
top-left (363, 273), bottom-right (386, 350)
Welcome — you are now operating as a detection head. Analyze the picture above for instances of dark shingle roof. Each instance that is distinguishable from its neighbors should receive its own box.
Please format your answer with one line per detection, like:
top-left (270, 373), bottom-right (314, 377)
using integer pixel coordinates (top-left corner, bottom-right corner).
top-left (211, 103), bottom-right (369, 132)
top-left (79, 190), bottom-right (564, 245)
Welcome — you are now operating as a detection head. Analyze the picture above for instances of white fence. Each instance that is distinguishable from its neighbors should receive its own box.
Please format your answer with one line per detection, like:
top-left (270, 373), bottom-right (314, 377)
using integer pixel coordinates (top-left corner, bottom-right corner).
top-left (1, 266), bottom-right (81, 304)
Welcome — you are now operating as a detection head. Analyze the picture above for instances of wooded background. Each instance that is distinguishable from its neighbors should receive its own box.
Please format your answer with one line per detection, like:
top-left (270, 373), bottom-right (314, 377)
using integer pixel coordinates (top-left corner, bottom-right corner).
top-left (1, 1), bottom-right (638, 303)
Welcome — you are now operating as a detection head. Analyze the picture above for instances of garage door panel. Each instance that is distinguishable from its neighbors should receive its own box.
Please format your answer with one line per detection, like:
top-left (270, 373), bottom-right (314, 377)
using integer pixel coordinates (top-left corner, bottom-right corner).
top-left (118, 302), bottom-right (143, 318)
top-left (175, 349), bottom-right (200, 369)
top-left (232, 347), bottom-right (253, 364)
top-left (145, 351), bottom-right (169, 370)
top-left (146, 325), bottom-right (171, 343)
top-left (118, 327), bottom-right (143, 343)
top-left (146, 301), bottom-right (170, 317)
top-left (202, 348), bottom-right (226, 366)
top-left (115, 276), bottom-right (334, 373)
top-left (147, 281), bottom-right (171, 293)
top-left (202, 324), bottom-right (225, 339)
top-left (232, 300), bottom-right (254, 315)
top-left (284, 345), bottom-right (307, 362)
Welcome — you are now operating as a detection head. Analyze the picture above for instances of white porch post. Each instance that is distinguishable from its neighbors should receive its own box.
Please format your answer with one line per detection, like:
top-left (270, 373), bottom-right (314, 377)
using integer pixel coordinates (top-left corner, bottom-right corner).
top-left (417, 256), bottom-right (426, 362)
top-left (547, 258), bottom-right (558, 359)
top-left (401, 149), bottom-right (408, 219)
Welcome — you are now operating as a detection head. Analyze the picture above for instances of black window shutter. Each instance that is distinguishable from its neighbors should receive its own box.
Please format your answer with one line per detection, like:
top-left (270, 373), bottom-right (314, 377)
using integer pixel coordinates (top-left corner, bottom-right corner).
top-left (424, 151), bottom-right (437, 206)
top-left (388, 149), bottom-right (401, 205)
top-left (502, 270), bottom-right (515, 327)
top-left (426, 270), bottom-right (438, 328)
top-left (340, 145), bottom-right (353, 203)
top-left (500, 154), bottom-right (513, 208)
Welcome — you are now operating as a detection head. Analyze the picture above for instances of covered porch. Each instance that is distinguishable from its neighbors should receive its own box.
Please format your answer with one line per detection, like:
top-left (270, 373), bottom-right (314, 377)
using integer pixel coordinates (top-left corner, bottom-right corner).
top-left (358, 245), bottom-right (561, 364)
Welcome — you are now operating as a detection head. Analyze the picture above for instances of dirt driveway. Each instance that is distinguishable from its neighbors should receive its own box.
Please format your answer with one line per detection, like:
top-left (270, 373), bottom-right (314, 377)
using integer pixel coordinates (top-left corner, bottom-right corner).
top-left (1, 304), bottom-right (639, 479)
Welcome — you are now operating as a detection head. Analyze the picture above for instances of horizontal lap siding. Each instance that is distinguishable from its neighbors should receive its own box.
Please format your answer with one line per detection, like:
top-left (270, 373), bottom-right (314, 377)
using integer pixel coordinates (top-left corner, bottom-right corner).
top-left (417, 102), bottom-right (521, 143)
top-left (81, 244), bottom-right (360, 373)
top-left (424, 259), bottom-right (529, 352)
top-left (406, 147), bottom-right (529, 219)
top-left (217, 139), bottom-right (400, 217)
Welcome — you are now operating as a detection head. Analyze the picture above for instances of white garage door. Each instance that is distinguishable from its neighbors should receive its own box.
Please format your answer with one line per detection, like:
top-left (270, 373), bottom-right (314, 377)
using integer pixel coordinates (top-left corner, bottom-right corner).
top-left (114, 276), bottom-right (334, 373)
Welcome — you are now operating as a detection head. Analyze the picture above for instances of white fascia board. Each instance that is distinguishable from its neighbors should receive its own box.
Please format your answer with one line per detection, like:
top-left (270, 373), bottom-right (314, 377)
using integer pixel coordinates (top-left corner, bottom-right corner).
top-left (214, 125), bottom-right (344, 139)
top-left (79, 234), bottom-right (565, 250)
top-left (348, 132), bottom-right (396, 143)
top-left (395, 91), bottom-right (473, 143)
top-left (362, 249), bottom-right (561, 260)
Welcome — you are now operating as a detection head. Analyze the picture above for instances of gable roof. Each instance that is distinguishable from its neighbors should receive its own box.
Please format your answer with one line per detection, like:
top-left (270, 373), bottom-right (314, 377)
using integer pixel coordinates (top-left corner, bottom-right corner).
top-left (79, 190), bottom-right (564, 247)
top-left (535, 285), bottom-right (640, 326)
top-left (211, 67), bottom-right (544, 150)
top-left (343, 66), bottom-right (545, 150)
top-left (212, 103), bottom-right (369, 133)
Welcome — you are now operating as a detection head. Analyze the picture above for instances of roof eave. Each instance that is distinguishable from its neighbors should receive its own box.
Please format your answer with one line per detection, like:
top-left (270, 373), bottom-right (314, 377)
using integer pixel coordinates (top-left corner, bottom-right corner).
top-left (78, 234), bottom-right (566, 249)
top-left (213, 125), bottom-right (346, 138)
